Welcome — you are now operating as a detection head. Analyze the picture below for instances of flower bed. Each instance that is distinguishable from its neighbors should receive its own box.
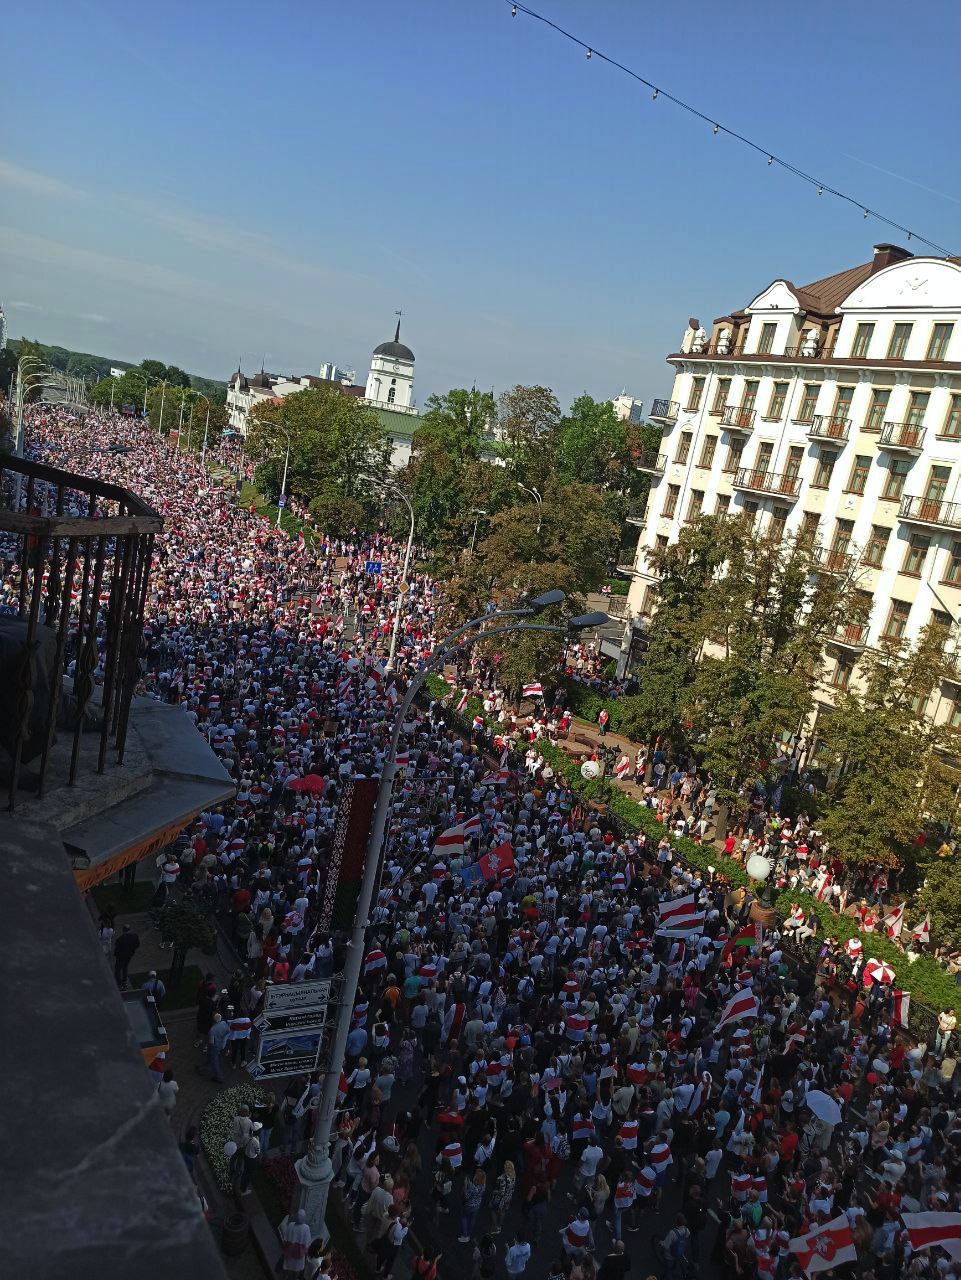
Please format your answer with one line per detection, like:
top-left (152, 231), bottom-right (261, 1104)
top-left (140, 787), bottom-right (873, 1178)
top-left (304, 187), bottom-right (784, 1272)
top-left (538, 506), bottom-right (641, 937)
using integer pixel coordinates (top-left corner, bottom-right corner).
top-left (200, 1082), bottom-right (264, 1191)
top-left (424, 673), bottom-right (954, 1011)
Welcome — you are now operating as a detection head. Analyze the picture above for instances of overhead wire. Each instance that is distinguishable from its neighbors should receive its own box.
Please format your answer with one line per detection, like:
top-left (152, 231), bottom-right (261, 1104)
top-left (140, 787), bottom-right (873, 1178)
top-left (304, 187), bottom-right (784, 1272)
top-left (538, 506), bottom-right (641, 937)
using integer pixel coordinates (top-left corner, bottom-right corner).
top-left (503, 0), bottom-right (953, 257)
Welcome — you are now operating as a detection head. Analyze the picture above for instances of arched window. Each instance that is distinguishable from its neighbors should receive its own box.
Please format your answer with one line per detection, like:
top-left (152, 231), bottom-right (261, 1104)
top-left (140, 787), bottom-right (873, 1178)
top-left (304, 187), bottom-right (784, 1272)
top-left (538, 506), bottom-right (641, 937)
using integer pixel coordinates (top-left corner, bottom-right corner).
top-left (387, 386), bottom-right (396, 405)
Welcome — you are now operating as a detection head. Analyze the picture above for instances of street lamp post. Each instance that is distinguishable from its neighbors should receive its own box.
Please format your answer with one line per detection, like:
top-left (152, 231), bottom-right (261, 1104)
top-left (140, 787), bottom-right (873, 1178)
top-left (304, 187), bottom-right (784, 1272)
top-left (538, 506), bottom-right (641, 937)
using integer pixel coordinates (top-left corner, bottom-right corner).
top-left (175, 399), bottom-right (185, 451)
top-left (292, 593), bottom-right (609, 1238)
top-left (359, 474), bottom-right (415, 671)
top-left (275, 425), bottom-right (293, 530)
top-left (469, 507), bottom-right (488, 556)
top-left (517, 482), bottom-right (543, 536)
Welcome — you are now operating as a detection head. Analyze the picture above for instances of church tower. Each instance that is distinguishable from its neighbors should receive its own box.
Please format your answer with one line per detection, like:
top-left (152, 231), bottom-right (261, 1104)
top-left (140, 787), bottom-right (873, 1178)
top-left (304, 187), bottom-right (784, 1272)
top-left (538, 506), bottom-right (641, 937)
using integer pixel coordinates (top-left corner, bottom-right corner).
top-left (365, 316), bottom-right (415, 410)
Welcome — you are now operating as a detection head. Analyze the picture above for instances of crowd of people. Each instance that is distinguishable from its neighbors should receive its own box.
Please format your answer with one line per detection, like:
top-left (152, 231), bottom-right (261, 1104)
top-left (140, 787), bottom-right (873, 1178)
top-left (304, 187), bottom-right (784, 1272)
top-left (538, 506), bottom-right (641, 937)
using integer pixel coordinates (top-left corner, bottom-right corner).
top-left (15, 406), bottom-right (961, 1280)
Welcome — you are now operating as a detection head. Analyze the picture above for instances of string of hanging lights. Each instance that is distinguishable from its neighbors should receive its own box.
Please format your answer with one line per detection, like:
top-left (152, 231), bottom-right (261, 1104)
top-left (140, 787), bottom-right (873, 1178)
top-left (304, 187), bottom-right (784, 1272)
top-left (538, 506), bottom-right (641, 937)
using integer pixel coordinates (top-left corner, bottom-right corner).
top-left (505, 0), bottom-right (953, 257)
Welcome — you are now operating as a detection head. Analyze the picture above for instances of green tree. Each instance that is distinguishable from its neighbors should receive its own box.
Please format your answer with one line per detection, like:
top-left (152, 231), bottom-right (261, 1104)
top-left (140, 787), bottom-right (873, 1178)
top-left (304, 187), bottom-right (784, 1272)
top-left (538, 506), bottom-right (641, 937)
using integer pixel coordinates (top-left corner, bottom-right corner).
top-left (494, 384), bottom-right (561, 490)
top-left (916, 854), bottom-right (961, 952)
top-left (140, 358), bottom-right (168, 383)
top-left (150, 897), bottom-right (215, 985)
top-left (818, 627), bottom-right (952, 868)
top-left (245, 384), bottom-right (390, 506)
top-left (164, 364), bottom-right (192, 389)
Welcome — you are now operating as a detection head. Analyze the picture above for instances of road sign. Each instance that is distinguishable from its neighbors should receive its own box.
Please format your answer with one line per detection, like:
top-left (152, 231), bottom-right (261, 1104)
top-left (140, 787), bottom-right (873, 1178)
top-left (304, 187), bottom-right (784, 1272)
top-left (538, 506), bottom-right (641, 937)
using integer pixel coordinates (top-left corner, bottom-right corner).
top-left (398, 580), bottom-right (409, 593)
top-left (263, 978), bottom-right (331, 1018)
top-left (248, 1028), bottom-right (323, 1079)
top-left (254, 1006), bottom-right (330, 1034)
top-left (364, 560), bottom-right (382, 574)
top-left (277, 493), bottom-right (286, 507)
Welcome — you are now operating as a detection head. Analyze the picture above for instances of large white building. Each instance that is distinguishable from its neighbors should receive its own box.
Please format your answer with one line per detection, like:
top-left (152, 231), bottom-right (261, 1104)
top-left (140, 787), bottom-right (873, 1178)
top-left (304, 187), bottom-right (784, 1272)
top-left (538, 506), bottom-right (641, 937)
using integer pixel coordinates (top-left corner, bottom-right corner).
top-left (363, 318), bottom-right (416, 414)
top-left (623, 243), bottom-right (961, 725)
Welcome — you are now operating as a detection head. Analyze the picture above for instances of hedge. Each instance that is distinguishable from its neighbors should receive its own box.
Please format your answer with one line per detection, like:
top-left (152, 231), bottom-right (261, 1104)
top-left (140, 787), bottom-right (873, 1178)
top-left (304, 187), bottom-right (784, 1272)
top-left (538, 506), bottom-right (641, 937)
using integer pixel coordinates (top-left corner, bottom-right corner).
top-left (559, 679), bottom-right (645, 735)
top-left (423, 672), bottom-right (954, 1011)
top-left (200, 1082), bottom-right (264, 1191)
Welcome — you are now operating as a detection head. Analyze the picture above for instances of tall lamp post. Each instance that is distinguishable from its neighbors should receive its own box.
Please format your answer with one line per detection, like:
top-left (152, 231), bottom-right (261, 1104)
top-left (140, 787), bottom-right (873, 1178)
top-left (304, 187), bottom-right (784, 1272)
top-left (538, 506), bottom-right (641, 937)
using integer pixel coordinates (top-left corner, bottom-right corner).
top-left (292, 592), bottom-right (609, 1237)
top-left (360, 474), bottom-right (415, 671)
top-left (274, 423), bottom-right (293, 529)
top-left (517, 482), bottom-right (543, 536)
top-left (469, 507), bottom-right (488, 556)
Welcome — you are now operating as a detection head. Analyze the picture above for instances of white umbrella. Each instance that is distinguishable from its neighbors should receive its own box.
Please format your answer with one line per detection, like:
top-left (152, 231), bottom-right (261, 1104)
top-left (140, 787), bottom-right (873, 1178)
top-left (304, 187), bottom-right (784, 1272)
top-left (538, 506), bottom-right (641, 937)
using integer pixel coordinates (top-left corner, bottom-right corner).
top-left (805, 1089), bottom-right (843, 1126)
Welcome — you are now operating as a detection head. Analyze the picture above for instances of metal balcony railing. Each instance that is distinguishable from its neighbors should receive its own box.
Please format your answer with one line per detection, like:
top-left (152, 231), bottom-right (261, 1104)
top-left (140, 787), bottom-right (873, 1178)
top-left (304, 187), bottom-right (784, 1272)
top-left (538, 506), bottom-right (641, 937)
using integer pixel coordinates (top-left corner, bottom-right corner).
top-left (0, 454), bottom-right (162, 809)
top-left (806, 415), bottom-right (851, 443)
top-left (899, 494), bottom-right (961, 531)
top-left (816, 546), bottom-right (856, 574)
top-left (831, 623), bottom-right (868, 649)
top-left (879, 421), bottom-right (926, 452)
top-left (720, 406), bottom-right (757, 431)
top-left (649, 399), bottom-right (679, 422)
top-left (732, 468), bottom-right (801, 498)
top-left (635, 452), bottom-right (667, 475)
top-left (625, 503), bottom-right (648, 525)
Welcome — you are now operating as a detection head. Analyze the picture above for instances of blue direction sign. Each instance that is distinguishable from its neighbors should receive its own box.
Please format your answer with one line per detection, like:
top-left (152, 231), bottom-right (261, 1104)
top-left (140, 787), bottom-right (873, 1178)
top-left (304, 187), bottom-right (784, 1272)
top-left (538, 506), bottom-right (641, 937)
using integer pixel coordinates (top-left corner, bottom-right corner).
top-left (277, 494), bottom-right (287, 507)
top-left (364, 560), bottom-right (382, 574)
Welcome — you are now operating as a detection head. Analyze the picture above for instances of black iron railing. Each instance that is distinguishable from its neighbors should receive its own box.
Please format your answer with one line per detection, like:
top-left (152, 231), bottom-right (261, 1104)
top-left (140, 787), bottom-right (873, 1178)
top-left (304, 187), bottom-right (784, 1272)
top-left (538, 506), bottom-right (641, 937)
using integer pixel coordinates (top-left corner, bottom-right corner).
top-left (649, 399), bottom-right (679, 422)
top-left (879, 421), bottom-right (926, 451)
top-left (0, 454), bottom-right (162, 809)
top-left (733, 468), bottom-right (801, 497)
top-left (720, 405), bottom-right (757, 431)
top-left (899, 494), bottom-right (961, 530)
top-left (807, 415), bottom-right (851, 442)
top-left (635, 452), bottom-right (667, 474)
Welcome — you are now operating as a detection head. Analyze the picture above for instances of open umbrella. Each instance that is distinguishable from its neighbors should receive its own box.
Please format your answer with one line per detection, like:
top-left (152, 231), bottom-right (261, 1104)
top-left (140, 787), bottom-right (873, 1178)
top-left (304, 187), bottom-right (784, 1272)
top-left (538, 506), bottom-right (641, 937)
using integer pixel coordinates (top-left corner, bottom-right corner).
top-left (863, 958), bottom-right (895, 987)
top-left (805, 1090), bottom-right (843, 1127)
top-left (288, 773), bottom-right (326, 795)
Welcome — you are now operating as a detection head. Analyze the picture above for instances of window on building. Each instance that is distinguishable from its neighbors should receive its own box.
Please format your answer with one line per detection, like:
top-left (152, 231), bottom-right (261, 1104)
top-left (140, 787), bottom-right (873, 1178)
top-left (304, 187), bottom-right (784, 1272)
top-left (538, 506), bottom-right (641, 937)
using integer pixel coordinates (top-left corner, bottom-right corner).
top-left (722, 440), bottom-right (744, 473)
top-left (931, 608), bottom-right (952, 635)
top-left (832, 386), bottom-right (854, 425)
top-left (662, 485), bottom-right (680, 519)
top-left (927, 322), bottom-right (954, 361)
top-left (924, 465), bottom-right (951, 503)
top-left (865, 388), bottom-right (891, 431)
top-left (901, 533), bottom-right (931, 576)
top-left (766, 382), bottom-right (788, 419)
top-left (832, 518), bottom-right (854, 554)
top-left (715, 493), bottom-right (731, 515)
top-left (796, 383), bottom-right (820, 422)
top-left (881, 458), bottom-right (912, 501)
top-left (685, 489), bottom-right (704, 521)
top-left (829, 656), bottom-right (854, 689)
top-left (944, 542), bottom-right (961, 585)
top-left (687, 376), bottom-right (705, 411)
top-left (741, 380), bottom-right (759, 413)
top-left (675, 432), bottom-right (693, 465)
top-left (812, 448), bottom-right (837, 489)
top-left (798, 511), bottom-right (820, 547)
top-left (697, 434), bottom-right (717, 468)
top-left (883, 599), bottom-right (911, 640)
top-left (387, 386), bottom-right (396, 404)
top-left (941, 394), bottom-right (961, 439)
top-left (711, 378), bottom-right (731, 415)
top-left (756, 322), bottom-right (777, 354)
top-left (754, 441), bottom-right (774, 473)
top-left (846, 454), bottom-right (871, 495)
top-left (905, 390), bottom-right (930, 428)
top-left (949, 695), bottom-right (961, 729)
top-left (851, 322), bottom-right (875, 358)
top-left (742, 500), bottom-right (759, 518)
top-left (769, 507), bottom-right (789, 541)
top-left (784, 445), bottom-right (804, 482)
top-left (655, 534), bottom-right (669, 550)
top-left (862, 524), bottom-right (890, 568)
top-left (910, 691), bottom-right (930, 716)
top-left (888, 323), bottom-right (912, 359)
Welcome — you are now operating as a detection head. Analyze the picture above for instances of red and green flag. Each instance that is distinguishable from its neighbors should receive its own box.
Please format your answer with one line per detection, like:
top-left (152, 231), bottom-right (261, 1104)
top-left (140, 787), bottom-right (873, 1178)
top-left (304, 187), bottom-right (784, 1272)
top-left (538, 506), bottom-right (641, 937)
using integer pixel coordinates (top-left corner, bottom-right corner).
top-left (721, 927), bottom-right (758, 962)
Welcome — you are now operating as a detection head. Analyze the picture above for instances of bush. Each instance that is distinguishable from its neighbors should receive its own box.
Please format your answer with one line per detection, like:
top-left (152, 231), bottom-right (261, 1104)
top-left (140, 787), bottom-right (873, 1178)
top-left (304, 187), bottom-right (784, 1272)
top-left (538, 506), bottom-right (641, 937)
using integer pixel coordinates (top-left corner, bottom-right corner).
top-left (308, 493), bottom-right (366, 540)
top-left (200, 1083), bottom-right (264, 1191)
top-left (253, 459), bottom-right (280, 501)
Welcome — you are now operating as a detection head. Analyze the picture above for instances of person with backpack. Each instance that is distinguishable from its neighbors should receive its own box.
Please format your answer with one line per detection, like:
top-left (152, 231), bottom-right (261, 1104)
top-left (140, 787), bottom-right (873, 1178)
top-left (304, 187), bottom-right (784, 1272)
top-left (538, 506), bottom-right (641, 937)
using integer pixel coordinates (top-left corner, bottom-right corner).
top-left (655, 1213), bottom-right (690, 1278)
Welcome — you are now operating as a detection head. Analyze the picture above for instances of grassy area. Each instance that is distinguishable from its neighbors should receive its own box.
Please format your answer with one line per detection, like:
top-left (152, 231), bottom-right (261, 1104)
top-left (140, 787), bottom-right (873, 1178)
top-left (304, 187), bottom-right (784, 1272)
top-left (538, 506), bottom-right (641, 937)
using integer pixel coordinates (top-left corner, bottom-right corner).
top-left (89, 880), bottom-right (157, 914)
top-left (127, 964), bottom-right (204, 1010)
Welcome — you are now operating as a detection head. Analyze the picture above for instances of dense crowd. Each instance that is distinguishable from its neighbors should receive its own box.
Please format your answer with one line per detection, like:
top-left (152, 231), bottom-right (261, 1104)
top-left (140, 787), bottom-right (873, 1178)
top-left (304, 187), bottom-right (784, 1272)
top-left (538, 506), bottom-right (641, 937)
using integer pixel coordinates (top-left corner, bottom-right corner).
top-left (17, 407), bottom-right (961, 1280)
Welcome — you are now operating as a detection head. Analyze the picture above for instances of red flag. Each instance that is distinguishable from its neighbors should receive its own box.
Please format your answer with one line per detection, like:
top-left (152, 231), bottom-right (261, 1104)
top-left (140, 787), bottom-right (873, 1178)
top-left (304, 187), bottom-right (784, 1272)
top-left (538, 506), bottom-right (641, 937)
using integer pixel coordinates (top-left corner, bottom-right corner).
top-left (789, 1215), bottom-right (857, 1275)
top-left (480, 840), bottom-right (514, 880)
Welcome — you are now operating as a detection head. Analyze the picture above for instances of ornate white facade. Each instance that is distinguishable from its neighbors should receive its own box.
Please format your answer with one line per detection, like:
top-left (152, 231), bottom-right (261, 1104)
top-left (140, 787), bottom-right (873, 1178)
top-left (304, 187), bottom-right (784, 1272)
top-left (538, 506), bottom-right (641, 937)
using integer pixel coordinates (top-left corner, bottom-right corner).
top-left (364, 319), bottom-right (416, 414)
top-left (623, 244), bottom-right (961, 725)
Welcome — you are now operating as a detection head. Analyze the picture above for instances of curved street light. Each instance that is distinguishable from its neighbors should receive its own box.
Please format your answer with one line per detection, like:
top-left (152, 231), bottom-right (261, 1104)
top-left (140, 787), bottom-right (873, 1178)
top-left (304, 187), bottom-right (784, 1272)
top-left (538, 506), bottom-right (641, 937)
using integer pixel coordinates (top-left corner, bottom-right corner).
top-left (292, 594), bottom-right (608, 1236)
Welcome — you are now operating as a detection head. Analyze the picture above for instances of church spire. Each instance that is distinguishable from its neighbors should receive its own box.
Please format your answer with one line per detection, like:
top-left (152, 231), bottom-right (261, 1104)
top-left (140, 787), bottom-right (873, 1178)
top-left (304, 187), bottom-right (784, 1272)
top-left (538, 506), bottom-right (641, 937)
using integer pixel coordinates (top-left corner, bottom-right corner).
top-left (394, 308), bottom-right (402, 343)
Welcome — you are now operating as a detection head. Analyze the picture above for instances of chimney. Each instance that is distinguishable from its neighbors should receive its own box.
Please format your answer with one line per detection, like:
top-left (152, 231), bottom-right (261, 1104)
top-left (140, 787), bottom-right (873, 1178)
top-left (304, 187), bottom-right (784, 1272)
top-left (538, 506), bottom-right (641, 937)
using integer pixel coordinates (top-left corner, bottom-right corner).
top-left (870, 242), bottom-right (913, 275)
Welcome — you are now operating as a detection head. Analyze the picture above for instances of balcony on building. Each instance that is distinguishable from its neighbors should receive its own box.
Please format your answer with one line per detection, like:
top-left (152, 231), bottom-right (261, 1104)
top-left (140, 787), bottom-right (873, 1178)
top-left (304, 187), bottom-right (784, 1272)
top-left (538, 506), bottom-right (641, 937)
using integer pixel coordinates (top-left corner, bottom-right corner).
top-left (732, 468), bottom-right (801, 499)
top-left (635, 451), bottom-right (667, 475)
top-left (649, 399), bottom-right (679, 425)
top-left (815, 546), bottom-right (856, 574)
top-left (829, 622), bottom-right (868, 651)
top-left (806, 415), bottom-right (851, 444)
top-left (899, 494), bottom-right (961, 532)
top-left (625, 501), bottom-right (649, 526)
top-left (878, 421), bottom-right (926, 454)
top-left (720, 405), bottom-right (756, 433)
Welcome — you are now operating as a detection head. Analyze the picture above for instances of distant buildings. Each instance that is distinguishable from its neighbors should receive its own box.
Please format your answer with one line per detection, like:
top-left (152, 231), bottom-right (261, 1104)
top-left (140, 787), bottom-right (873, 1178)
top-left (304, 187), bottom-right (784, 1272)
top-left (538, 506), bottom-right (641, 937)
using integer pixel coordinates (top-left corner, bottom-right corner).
top-left (612, 393), bottom-right (644, 423)
top-left (0, 302), bottom-right (6, 351)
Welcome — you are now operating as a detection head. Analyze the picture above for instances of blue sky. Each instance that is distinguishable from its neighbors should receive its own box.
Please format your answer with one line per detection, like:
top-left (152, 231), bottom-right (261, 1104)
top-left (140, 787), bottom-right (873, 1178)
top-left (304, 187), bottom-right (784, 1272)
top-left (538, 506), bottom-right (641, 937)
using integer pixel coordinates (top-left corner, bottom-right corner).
top-left (2, 0), bottom-right (959, 409)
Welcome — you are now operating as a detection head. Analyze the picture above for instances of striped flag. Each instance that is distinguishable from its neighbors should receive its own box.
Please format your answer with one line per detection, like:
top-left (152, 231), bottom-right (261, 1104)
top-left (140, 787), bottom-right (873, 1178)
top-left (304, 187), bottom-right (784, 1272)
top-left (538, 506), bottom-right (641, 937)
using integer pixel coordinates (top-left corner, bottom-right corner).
top-left (813, 868), bottom-right (832, 901)
top-left (521, 682), bottom-right (543, 700)
top-left (789, 1215), bottom-right (857, 1275)
top-left (901, 1212), bottom-right (961, 1262)
top-left (455, 689), bottom-right (468, 713)
top-left (687, 1071), bottom-right (712, 1114)
top-left (463, 814), bottom-right (482, 837)
top-left (891, 988), bottom-right (910, 1029)
top-left (385, 684), bottom-right (399, 708)
top-left (655, 914), bottom-right (705, 938)
top-left (658, 893), bottom-right (698, 919)
top-left (395, 751), bottom-right (410, 768)
top-left (433, 824), bottom-right (465, 858)
top-left (716, 988), bottom-right (760, 1032)
top-left (912, 914), bottom-right (930, 945)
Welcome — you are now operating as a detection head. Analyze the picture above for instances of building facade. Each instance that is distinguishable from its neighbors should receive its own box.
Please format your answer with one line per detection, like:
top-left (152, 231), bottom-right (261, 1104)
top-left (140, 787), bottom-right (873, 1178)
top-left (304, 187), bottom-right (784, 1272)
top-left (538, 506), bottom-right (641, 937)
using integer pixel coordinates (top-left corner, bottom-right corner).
top-left (624, 244), bottom-right (961, 725)
top-left (612, 393), bottom-right (644, 423)
top-left (364, 319), bottom-right (416, 414)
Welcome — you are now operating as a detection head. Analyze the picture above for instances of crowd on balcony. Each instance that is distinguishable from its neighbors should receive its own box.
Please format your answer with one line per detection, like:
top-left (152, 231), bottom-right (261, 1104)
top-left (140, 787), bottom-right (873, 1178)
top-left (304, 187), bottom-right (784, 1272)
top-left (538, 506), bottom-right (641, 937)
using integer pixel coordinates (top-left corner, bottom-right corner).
top-left (14, 405), bottom-right (961, 1280)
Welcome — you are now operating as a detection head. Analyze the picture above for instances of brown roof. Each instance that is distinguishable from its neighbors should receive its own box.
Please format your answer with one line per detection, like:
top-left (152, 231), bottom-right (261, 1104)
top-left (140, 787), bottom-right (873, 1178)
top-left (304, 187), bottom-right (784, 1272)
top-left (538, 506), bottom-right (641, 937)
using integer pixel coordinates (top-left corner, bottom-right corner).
top-left (791, 259), bottom-right (875, 314)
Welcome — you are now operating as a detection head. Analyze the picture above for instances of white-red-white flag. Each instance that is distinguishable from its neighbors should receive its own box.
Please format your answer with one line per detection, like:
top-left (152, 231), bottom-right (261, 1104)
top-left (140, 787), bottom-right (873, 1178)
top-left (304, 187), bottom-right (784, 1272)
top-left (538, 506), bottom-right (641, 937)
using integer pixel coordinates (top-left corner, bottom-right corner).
top-left (455, 689), bottom-right (468, 713)
top-left (433, 824), bottom-right (465, 858)
top-left (883, 901), bottom-right (906, 938)
top-left (789, 1215), bottom-right (857, 1275)
top-left (521, 682), bottom-right (543, 700)
top-left (658, 893), bottom-right (698, 919)
top-left (901, 1212), bottom-right (961, 1262)
top-left (891, 989), bottom-right (910, 1029)
top-left (912, 914), bottom-right (930, 945)
top-left (716, 989), bottom-right (759, 1033)
top-left (813, 868), bottom-right (832, 902)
